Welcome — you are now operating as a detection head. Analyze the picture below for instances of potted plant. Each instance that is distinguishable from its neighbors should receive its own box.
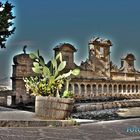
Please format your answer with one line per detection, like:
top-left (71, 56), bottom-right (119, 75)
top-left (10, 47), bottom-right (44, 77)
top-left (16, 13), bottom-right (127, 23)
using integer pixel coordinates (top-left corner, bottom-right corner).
top-left (24, 50), bottom-right (80, 120)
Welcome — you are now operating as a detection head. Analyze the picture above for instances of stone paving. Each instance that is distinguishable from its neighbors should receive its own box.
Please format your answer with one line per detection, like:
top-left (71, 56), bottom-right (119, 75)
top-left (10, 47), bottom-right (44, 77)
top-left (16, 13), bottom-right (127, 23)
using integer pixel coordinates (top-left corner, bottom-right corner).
top-left (0, 118), bottom-right (140, 139)
top-left (0, 106), bottom-right (140, 140)
top-left (0, 106), bottom-right (78, 127)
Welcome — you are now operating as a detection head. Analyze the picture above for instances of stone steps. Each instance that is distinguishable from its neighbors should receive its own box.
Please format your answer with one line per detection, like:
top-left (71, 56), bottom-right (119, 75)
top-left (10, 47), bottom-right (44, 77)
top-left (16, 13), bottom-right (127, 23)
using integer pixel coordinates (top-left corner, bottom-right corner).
top-left (116, 107), bottom-right (140, 118)
top-left (75, 99), bottom-right (140, 112)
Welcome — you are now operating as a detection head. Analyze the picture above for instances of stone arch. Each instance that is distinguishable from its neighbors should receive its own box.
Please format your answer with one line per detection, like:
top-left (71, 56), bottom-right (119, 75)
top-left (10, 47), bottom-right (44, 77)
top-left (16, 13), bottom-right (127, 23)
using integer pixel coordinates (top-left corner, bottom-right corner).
top-left (114, 85), bottom-right (117, 93)
top-left (109, 84), bottom-right (112, 93)
top-left (132, 85), bottom-right (135, 93)
top-left (118, 84), bottom-right (122, 93)
top-left (69, 84), bottom-right (72, 91)
top-left (123, 85), bottom-right (126, 93)
top-left (19, 95), bottom-right (23, 103)
top-left (127, 85), bottom-right (130, 93)
top-left (98, 84), bottom-right (102, 93)
top-left (81, 84), bottom-right (85, 94)
top-left (74, 84), bottom-right (79, 94)
top-left (136, 85), bottom-right (138, 93)
top-left (103, 84), bottom-right (107, 93)
top-left (87, 84), bottom-right (91, 94)
top-left (92, 84), bottom-right (96, 94)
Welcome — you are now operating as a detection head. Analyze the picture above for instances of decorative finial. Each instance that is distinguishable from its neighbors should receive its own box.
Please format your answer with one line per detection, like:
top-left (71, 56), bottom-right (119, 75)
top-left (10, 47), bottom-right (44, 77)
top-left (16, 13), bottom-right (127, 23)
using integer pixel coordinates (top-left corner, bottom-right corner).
top-left (23, 45), bottom-right (27, 54)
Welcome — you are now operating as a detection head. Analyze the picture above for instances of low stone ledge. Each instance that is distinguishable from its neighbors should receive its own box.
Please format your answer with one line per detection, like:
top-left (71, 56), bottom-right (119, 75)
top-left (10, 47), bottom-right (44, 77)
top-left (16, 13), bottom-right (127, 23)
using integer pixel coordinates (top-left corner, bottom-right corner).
top-left (0, 120), bottom-right (78, 127)
top-left (116, 107), bottom-right (140, 118)
top-left (75, 99), bottom-right (140, 112)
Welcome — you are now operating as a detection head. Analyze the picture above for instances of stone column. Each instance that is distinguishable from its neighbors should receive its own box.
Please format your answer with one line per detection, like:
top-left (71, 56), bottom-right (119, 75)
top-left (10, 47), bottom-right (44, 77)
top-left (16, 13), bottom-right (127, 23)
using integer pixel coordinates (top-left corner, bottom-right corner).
top-left (71, 84), bottom-right (74, 93)
top-left (138, 85), bottom-right (140, 93)
top-left (90, 84), bottom-right (92, 94)
top-left (133, 85), bottom-right (135, 93)
top-left (112, 84), bottom-right (114, 94)
top-left (125, 84), bottom-right (128, 93)
top-left (130, 85), bottom-right (132, 93)
top-left (96, 84), bottom-right (98, 94)
top-left (117, 84), bottom-right (119, 93)
top-left (82, 84), bottom-right (86, 95)
top-left (106, 84), bottom-right (109, 94)
top-left (120, 85), bottom-right (122, 93)
top-left (78, 84), bottom-right (81, 95)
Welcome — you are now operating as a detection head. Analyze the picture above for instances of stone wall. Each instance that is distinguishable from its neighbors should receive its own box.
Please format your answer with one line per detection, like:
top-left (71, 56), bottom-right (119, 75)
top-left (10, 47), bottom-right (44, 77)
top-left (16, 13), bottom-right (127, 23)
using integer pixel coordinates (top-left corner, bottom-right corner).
top-left (11, 53), bottom-right (34, 104)
top-left (8, 38), bottom-right (140, 104)
top-left (0, 90), bottom-right (14, 106)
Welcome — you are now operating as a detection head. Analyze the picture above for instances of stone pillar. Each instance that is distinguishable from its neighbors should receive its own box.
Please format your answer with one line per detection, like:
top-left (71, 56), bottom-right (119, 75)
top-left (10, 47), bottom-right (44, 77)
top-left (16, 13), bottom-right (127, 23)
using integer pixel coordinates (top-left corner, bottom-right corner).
top-left (136, 85), bottom-right (138, 93)
top-left (71, 84), bottom-right (74, 93)
top-left (130, 85), bottom-right (132, 93)
top-left (126, 84), bottom-right (128, 93)
top-left (121, 85), bottom-right (123, 93)
top-left (138, 84), bottom-right (140, 93)
top-left (85, 84), bottom-right (87, 95)
top-left (78, 84), bottom-right (81, 95)
top-left (91, 85), bottom-right (93, 94)
top-left (96, 84), bottom-right (99, 94)
top-left (134, 85), bottom-right (136, 93)
top-left (112, 84), bottom-right (114, 94)
top-left (106, 84), bottom-right (109, 93)
top-left (90, 84), bottom-right (92, 94)
top-left (96, 84), bottom-right (98, 94)
top-left (116, 84), bottom-right (118, 93)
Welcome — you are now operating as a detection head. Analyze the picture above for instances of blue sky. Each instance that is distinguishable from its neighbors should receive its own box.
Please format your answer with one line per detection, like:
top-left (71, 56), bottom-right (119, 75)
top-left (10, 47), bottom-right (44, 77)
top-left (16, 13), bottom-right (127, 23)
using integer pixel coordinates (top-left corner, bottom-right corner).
top-left (1, 0), bottom-right (140, 78)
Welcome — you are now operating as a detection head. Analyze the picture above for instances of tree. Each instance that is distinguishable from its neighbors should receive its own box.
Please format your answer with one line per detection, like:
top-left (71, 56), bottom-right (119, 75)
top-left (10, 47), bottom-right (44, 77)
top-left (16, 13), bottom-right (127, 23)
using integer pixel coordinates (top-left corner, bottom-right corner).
top-left (0, 1), bottom-right (16, 48)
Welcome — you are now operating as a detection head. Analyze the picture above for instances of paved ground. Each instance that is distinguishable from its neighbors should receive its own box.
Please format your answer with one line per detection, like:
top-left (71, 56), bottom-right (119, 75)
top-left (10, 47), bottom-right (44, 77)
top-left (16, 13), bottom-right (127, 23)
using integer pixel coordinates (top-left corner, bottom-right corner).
top-left (0, 118), bottom-right (140, 140)
top-left (0, 106), bottom-right (78, 127)
top-left (0, 106), bottom-right (140, 140)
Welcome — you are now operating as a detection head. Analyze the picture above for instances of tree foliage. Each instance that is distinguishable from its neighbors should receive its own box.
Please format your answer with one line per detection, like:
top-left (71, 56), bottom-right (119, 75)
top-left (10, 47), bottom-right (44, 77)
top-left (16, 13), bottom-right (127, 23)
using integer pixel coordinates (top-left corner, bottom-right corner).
top-left (0, 1), bottom-right (15, 48)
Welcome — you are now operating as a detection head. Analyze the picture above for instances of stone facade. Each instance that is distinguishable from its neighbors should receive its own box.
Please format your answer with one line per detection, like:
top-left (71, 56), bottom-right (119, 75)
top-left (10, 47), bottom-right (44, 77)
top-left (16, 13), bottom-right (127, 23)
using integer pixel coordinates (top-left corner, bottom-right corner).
top-left (11, 53), bottom-right (34, 104)
top-left (11, 37), bottom-right (140, 104)
top-left (54, 37), bottom-right (140, 100)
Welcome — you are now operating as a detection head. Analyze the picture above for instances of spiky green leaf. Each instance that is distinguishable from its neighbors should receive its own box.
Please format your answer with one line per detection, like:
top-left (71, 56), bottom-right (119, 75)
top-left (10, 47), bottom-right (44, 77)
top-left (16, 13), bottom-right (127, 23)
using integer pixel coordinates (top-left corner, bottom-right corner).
top-left (63, 70), bottom-right (72, 78)
top-left (29, 53), bottom-right (37, 60)
top-left (43, 66), bottom-right (50, 77)
top-left (56, 52), bottom-right (62, 62)
top-left (39, 56), bottom-right (45, 66)
top-left (55, 70), bottom-right (72, 81)
top-left (32, 67), bottom-right (42, 74)
top-left (55, 75), bottom-right (62, 81)
top-left (72, 69), bottom-right (80, 76)
top-left (33, 62), bottom-right (39, 67)
top-left (58, 61), bottom-right (66, 72)
top-left (51, 58), bottom-right (57, 70)
top-left (49, 76), bottom-right (55, 85)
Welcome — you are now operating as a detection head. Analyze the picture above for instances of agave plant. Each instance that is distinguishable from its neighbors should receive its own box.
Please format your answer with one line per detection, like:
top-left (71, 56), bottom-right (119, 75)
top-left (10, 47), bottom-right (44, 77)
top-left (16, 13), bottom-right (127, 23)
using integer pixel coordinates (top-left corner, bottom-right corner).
top-left (24, 50), bottom-right (80, 98)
